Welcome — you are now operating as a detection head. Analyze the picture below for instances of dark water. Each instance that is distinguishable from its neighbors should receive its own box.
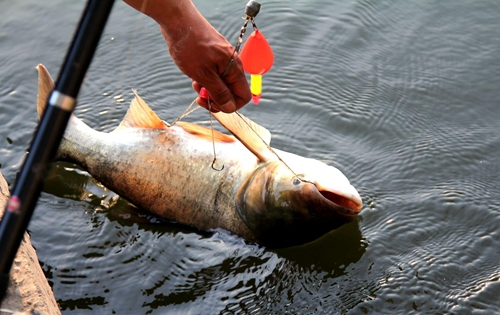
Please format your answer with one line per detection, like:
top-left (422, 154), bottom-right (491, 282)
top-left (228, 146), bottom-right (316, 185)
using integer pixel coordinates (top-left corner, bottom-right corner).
top-left (1, 0), bottom-right (500, 314)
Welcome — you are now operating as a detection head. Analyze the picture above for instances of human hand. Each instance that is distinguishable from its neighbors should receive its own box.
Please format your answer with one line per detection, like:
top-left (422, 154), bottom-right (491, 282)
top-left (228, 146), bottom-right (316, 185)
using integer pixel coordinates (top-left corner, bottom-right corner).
top-left (160, 25), bottom-right (251, 113)
top-left (123, 0), bottom-right (251, 113)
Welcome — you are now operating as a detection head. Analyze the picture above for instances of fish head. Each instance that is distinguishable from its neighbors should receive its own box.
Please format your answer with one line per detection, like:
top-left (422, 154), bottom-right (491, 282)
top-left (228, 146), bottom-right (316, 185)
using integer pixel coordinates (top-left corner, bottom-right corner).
top-left (212, 111), bottom-right (362, 247)
top-left (236, 157), bottom-right (362, 248)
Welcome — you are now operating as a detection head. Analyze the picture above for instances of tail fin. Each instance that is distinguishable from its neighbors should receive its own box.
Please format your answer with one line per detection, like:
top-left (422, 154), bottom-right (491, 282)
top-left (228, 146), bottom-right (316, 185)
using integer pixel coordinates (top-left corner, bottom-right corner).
top-left (36, 64), bottom-right (55, 119)
top-left (35, 64), bottom-right (95, 164)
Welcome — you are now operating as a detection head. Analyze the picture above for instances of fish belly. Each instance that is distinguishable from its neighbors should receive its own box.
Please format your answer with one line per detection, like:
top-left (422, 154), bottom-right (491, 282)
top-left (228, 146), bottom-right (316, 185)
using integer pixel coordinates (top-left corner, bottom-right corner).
top-left (59, 122), bottom-right (258, 241)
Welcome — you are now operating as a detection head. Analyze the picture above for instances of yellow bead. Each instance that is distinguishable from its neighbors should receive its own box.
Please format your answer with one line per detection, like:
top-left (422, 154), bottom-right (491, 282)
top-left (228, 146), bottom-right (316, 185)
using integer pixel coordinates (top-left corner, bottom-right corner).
top-left (250, 74), bottom-right (262, 95)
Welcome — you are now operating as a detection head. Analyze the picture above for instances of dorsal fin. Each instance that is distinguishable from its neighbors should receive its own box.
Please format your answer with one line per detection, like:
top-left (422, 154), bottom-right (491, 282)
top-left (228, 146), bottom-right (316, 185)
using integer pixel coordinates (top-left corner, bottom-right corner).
top-left (177, 121), bottom-right (235, 143)
top-left (213, 112), bottom-right (275, 162)
top-left (37, 64), bottom-right (55, 119)
top-left (117, 90), bottom-right (166, 130)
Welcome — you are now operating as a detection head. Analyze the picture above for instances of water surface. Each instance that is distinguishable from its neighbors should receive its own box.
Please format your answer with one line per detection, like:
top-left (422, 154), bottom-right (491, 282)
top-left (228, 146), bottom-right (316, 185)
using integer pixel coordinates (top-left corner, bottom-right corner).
top-left (1, 0), bottom-right (500, 314)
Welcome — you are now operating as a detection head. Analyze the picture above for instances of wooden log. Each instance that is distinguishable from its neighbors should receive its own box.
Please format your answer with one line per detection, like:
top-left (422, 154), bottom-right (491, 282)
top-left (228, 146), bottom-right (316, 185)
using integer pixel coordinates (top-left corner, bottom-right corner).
top-left (0, 171), bottom-right (61, 315)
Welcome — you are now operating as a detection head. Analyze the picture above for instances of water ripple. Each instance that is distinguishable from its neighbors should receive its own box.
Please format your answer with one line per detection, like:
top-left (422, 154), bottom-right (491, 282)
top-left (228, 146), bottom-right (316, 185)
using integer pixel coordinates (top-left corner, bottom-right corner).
top-left (3, 0), bottom-right (500, 314)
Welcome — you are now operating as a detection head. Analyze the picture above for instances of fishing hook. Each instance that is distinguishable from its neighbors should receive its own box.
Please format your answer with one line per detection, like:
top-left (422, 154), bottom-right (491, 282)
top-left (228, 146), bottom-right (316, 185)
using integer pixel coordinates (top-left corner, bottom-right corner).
top-left (211, 158), bottom-right (224, 171)
top-left (208, 100), bottom-right (225, 172)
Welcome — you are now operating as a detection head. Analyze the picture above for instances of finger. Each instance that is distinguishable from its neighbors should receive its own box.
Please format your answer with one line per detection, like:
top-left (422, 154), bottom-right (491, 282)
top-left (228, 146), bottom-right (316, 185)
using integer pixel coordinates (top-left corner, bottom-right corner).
top-left (193, 82), bottom-right (224, 112)
top-left (193, 58), bottom-right (251, 113)
top-left (192, 81), bottom-right (202, 93)
top-left (218, 57), bottom-right (251, 111)
top-left (196, 97), bottom-right (221, 113)
top-left (199, 78), bottom-right (236, 113)
top-left (224, 62), bottom-right (252, 111)
top-left (193, 80), bottom-right (233, 113)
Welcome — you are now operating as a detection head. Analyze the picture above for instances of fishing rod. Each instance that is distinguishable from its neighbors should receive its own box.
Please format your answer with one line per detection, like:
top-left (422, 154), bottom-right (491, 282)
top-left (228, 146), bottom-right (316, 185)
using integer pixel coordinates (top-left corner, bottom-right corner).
top-left (0, 0), bottom-right (115, 304)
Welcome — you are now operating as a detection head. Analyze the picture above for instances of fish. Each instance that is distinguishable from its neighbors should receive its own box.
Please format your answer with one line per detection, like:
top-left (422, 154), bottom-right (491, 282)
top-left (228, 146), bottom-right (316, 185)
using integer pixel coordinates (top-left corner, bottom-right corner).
top-left (36, 64), bottom-right (362, 248)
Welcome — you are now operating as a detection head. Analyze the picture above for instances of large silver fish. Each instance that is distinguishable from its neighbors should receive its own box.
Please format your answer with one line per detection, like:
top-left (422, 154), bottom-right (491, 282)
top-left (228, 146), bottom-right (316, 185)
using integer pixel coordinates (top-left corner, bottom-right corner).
top-left (37, 64), bottom-right (362, 248)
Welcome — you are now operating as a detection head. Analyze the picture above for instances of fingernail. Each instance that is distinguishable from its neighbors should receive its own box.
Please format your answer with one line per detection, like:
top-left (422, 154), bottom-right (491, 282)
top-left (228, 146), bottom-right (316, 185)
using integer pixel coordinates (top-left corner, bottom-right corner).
top-left (221, 101), bottom-right (236, 113)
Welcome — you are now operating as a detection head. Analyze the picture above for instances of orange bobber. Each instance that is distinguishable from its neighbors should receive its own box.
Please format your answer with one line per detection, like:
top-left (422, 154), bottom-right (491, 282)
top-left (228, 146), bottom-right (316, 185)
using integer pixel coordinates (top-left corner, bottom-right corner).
top-left (239, 29), bottom-right (274, 104)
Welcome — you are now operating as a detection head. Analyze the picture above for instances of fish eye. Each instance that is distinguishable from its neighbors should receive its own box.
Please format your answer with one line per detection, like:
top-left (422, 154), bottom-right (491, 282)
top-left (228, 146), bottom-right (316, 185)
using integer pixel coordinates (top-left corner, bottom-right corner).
top-left (292, 178), bottom-right (302, 186)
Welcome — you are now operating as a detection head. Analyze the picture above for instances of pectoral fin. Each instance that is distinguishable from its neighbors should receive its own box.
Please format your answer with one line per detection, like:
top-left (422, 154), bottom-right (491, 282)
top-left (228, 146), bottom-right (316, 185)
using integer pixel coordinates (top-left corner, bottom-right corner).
top-left (213, 112), bottom-right (275, 162)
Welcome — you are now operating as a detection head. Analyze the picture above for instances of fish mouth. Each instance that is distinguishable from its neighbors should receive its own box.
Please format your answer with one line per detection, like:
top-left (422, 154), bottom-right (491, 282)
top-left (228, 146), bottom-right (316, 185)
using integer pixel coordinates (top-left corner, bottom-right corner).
top-left (316, 183), bottom-right (363, 214)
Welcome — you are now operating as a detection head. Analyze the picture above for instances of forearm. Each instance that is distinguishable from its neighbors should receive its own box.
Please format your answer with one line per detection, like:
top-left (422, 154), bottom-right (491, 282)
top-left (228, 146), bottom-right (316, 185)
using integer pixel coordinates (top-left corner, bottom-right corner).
top-left (123, 0), bottom-right (202, 35)
top-left (123, 0), bottom-right (188, 21)
top-left (124, 0), bottom-right (218, 53)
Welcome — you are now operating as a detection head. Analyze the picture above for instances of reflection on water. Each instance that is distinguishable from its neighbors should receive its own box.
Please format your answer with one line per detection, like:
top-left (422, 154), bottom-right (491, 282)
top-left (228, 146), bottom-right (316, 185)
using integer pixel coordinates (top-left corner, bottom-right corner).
top-left (276, 219), bottom-right (367, 275)
top-left (2, 0), bottom-right (500, 314)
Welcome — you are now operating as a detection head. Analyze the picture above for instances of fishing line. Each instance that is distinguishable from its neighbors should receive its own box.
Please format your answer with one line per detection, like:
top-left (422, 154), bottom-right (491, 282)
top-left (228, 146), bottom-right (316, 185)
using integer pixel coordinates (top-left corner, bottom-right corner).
top-left (233, 112), bottom-right (310, 184)
top-left (161, 98), bottom-right (225, 172)
top-left (163, 98), bottom-right (200, 127)
top-left (208, 100), bottom-right (224, 171)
